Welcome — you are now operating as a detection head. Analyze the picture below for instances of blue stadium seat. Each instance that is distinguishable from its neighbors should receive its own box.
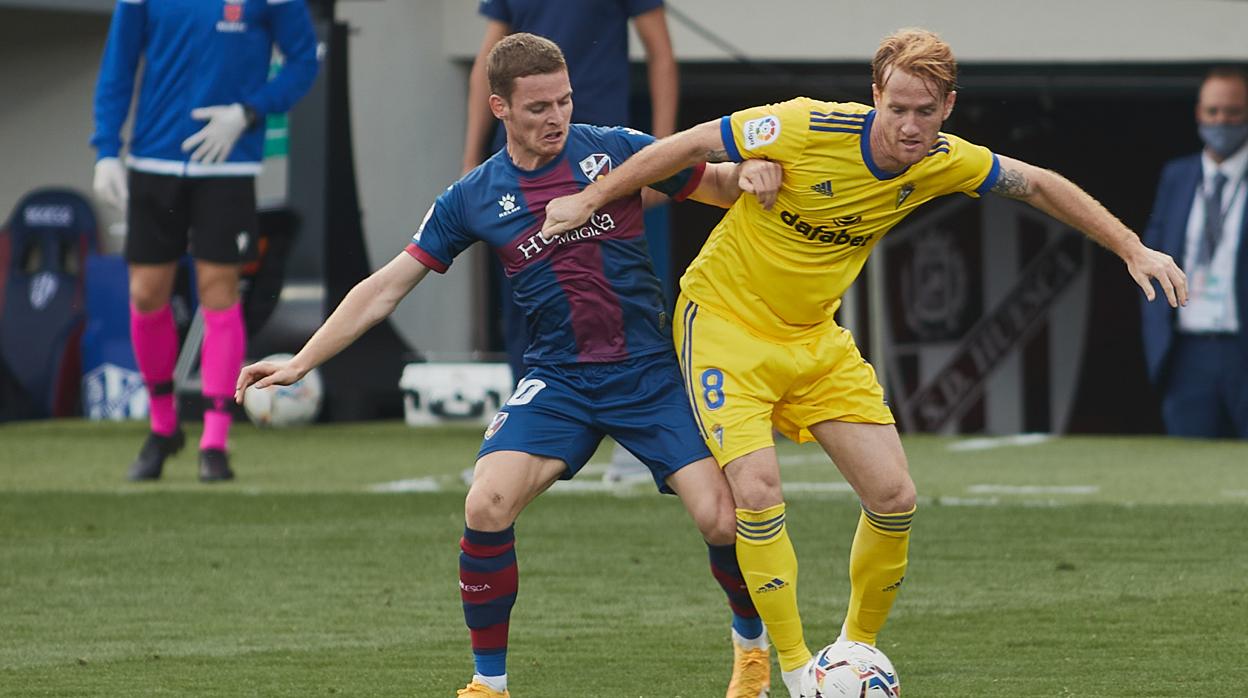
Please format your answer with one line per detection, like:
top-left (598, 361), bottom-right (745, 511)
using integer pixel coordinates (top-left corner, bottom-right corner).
top-left (0, 188), bottom-right (98, 420)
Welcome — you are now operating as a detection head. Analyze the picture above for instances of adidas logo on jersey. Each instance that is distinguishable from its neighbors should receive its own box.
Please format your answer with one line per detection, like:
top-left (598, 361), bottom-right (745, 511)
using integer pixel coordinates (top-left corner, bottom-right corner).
top-left (810, 180), bottom-right (834, 198)
top-left (755, 577), bottom-right (788, 593)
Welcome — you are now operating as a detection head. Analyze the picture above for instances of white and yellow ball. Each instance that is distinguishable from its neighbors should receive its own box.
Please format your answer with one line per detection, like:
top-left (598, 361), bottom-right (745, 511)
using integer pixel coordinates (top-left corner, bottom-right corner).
top-left (242, 353), bottom-right (323, 427)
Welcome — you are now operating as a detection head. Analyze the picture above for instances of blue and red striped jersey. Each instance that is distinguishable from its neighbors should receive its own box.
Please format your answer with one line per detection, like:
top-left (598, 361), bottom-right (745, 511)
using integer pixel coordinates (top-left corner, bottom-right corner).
top-left (406, 124), bottom-right (704, 366)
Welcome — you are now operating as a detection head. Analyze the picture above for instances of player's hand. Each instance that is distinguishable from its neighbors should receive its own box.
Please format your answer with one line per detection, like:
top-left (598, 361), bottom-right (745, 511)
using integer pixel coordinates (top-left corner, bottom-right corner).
top-left (182, 103), bottom-right (249, 163)
top-left (92, 157), bottom-right (128, 211)
top-left (1126, 243), bottom-right (1187, 308)
top-left (541, 192), bottom-right (596, 242)
top-left (738, 159), bottom-right (782, 210)
top-left (235, 358), bottom-right (306, 404)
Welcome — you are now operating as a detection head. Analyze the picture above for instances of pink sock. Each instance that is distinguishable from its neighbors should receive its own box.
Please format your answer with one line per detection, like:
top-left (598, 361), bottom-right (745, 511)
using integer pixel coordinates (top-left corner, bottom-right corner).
top-left (130, 303), bottom-right (179, 436)
top-left (200, 303), bottom-right (246, 451)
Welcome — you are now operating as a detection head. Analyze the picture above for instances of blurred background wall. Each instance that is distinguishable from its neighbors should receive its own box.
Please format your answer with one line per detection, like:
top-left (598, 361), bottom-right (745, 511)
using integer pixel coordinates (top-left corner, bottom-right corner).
top-left (2, 0), bottom-right (1247, 430)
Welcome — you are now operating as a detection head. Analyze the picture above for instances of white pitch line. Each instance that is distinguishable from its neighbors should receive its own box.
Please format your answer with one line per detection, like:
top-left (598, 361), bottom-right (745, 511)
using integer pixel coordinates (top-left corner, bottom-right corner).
top-left (947, 433), bottom-right (1053, 452)
top-left (365, 477), bottom-right (1099, 500)
top-left (928, 496), bottom-right (1001, 507)
top-left (369, 477), bottom-right (441, 493)
top-left (1222, 490), bottom-right (1248, 498)
top-left (966, 484), bottom-right (1098, 495)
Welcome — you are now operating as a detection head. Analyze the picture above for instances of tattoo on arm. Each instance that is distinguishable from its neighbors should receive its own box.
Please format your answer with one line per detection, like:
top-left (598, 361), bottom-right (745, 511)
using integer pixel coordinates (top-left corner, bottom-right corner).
top-left (705, 149), bottom-right (730, 163)
top-left (991, 167), bottom-right (1030, 199)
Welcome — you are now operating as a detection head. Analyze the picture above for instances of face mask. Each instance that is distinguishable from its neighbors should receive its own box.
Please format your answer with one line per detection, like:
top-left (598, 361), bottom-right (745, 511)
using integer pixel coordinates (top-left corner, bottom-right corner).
top-left (1198, 123), bottom-right (1248, 159)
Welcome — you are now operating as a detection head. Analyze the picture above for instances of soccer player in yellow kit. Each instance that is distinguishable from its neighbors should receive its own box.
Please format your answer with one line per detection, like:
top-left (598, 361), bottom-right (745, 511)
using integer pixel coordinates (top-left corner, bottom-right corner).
top-left (542, 28), bottom-right (1188, 697)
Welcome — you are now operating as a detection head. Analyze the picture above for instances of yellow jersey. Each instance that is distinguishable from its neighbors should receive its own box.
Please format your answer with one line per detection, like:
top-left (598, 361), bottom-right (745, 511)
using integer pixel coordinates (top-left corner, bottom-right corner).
top-left (680, 97), bottom-right (1000, 343)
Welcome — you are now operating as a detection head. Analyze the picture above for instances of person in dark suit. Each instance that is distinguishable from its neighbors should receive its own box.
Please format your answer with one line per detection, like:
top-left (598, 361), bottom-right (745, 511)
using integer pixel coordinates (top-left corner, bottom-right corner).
top-left (1142, 66), bottom-right (1248, 438)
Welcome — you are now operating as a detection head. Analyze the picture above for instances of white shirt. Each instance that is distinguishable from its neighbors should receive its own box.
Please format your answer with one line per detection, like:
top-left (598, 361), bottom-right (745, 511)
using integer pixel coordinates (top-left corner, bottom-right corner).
top-left (1177, 141), bottom-right (1247, 333)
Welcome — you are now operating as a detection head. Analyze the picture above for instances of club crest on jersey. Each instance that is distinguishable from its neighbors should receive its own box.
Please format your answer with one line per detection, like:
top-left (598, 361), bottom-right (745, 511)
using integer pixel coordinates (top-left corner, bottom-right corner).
top-left (218, 0), bottom-right (247, 32)
top-left (484, 411), bottom-right (509, 440)
top-left (578, 153), bottom-right (612, 181)
top-left (742, 115), bottom-right (781, 150)
top-left (497, 192), bottom-right (521, 218)
top-left (896, 183), bottom-right (916, 209)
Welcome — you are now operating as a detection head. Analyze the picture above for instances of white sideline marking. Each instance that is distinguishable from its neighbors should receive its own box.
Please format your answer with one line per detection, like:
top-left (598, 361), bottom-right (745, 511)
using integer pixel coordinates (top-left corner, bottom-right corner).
top-left (947, 433), bottom-right (1053, 451)
top-left (967, 484), bottom-right (1098, 495)
top-left (1223, 490), bottom-right (1248, 498)
top-left (369, 477), bottom-right (441, 493)
top-left (930, 496), bottom-right (1000, 507)
top-left (366, 477), bottom-right (1099, 502)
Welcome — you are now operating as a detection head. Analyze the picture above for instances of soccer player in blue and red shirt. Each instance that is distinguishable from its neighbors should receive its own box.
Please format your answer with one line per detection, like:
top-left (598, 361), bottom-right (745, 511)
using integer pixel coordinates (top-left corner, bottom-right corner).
top-left (236, 34), bottom-right (782, 698)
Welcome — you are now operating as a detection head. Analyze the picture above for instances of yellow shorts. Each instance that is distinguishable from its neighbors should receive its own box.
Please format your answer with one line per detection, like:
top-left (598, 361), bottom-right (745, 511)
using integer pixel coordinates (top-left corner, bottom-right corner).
top-left (673, 294), bottom-right (894, 465)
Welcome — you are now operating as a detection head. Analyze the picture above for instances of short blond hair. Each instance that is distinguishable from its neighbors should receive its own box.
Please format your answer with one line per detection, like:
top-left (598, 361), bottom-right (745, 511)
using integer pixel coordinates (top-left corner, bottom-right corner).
top-left (487, 33), bottom-right (567, 101)
top-left (872, 28), bottom-right (958, 97)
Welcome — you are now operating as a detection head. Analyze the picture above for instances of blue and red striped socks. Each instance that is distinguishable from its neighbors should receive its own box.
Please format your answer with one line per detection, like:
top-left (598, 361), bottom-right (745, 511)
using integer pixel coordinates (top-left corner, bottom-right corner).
top-left (707, 542), bottom-right (764, 642)
top-left (460, 525), bottom-right (518, 690)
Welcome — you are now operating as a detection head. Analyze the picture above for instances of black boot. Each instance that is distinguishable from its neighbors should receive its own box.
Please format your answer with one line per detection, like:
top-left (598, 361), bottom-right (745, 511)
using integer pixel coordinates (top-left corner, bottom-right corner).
top-left (127, 429), bottom-right (185, 481)
top-left (198, 448), bottom-right (235, 482)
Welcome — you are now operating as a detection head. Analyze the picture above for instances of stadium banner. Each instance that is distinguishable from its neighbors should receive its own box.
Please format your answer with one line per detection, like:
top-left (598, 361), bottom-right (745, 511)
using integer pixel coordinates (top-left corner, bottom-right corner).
top-left (878, 196), bottom-right (1091, 434)
top-left (82, 255), bottom-right (147, 420)
top-left (399, 362), bottom-right (513, 427)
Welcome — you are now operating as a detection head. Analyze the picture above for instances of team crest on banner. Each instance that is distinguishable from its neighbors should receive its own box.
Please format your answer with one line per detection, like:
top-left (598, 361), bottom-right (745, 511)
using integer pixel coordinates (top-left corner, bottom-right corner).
top-left (579, 153), bottom-right (612, 181)
top-left (877, 196), bottom-right (1090, 434)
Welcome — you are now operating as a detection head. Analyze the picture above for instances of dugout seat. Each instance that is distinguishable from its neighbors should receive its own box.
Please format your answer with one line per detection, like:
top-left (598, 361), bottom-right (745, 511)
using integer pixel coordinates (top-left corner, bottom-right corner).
top-left (0, 188), bottom-right (98, 420)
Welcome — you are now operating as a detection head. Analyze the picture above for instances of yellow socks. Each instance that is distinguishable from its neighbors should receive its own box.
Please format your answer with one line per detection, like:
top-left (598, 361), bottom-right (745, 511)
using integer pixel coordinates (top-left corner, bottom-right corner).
top-left (844, 506), bottom-right (914, 644)
top-left (736, 503), bottom-right (810, 672)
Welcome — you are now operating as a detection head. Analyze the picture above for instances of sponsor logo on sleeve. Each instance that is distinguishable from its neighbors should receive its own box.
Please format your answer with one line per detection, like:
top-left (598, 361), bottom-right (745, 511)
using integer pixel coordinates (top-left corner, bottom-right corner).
top-left (742, 115), bottom-right (781, 151)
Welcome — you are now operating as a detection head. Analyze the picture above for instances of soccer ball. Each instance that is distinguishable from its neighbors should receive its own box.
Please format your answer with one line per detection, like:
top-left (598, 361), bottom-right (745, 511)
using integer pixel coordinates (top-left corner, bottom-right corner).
top-left (802, 641), bottom-right (900, 698)
top-left (241, 353), bottom-right (323, 427)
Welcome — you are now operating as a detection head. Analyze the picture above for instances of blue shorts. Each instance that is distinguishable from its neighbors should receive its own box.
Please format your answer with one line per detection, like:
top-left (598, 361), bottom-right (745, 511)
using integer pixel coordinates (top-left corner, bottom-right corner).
top-left (477, 352), bottom-right (712, 493)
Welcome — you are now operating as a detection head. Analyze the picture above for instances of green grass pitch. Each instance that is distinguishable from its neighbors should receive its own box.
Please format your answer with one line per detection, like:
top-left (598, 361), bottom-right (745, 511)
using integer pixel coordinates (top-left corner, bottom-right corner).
top-left (1, 420), bottom-right (1246, 696)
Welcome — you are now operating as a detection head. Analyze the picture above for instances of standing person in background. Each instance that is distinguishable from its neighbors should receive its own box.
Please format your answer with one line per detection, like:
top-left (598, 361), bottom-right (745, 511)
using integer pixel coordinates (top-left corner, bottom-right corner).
top-left (462, 0), bottom-right (678, 175)
top-left (461, 0), bottom-right (680, 484)
top-left (1142, 66), bottom-right (1248, 438)
top-left (91, 0), bottom-right (319, 481)
top-left (543, 28), bottom-right (1188, 697)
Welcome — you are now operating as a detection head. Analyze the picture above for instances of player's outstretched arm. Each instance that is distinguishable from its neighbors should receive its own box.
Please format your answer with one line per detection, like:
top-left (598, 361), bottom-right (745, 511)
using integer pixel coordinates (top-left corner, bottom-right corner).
top-left (235, 252), bottom-right (430, 402)
top-left (542, 119), bottom-right (728, 240)
top-left (991, 155), bottom-right (1188, 308)
top-left (687, 160), bottom-right (783, 210)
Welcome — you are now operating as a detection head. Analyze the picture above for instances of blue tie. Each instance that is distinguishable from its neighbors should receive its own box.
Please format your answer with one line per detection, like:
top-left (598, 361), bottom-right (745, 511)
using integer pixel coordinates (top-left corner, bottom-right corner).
top-left (1197, 171), bottom-right (1228, 267)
